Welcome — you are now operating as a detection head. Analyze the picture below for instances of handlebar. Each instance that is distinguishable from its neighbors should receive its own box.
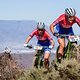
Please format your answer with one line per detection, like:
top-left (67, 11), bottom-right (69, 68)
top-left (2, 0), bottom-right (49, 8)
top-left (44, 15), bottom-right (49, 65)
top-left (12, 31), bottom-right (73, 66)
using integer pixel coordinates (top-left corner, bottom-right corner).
top-left (26, 45), bottom-right (52, 50)
top-left (53, 32), bottom-right (70, 37)
top-left (53, 32), bottom-right (80, 42)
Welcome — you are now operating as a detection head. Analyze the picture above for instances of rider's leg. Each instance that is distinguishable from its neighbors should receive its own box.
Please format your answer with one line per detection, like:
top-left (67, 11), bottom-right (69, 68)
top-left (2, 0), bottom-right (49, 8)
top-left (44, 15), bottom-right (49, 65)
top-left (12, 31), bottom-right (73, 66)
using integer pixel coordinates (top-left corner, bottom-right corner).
top-left (58, 38), bottom-right (65, 59)
top-left (44, 51), bottom-right (50, 69)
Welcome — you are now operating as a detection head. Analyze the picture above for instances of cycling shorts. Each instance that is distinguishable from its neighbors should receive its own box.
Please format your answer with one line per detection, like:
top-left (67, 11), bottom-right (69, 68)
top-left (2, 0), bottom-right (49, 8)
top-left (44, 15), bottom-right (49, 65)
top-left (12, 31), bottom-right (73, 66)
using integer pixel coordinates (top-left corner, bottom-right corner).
top-left (55, 24), bottom-right (74, 35)
top-left (37, 39), bottom-right (51, 53)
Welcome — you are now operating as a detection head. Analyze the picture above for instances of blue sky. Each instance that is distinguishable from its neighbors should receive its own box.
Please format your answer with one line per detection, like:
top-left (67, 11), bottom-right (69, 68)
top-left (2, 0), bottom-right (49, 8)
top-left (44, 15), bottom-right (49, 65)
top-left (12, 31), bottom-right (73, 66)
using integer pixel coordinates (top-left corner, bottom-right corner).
top-left (0, 0), bottom-right (80, 36)
top-left (0, 0), bottom-right (80, 52)
top-left (0, 0), bottom-right (80, 26)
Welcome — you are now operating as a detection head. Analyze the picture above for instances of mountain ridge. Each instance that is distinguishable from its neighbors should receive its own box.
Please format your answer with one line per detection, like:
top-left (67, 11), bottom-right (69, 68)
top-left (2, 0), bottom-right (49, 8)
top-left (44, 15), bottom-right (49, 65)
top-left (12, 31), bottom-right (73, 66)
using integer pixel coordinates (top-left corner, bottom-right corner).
top-left (0, 20), bottom-right (57, 52)
top-left (0, 20), bottom-right (37, 50)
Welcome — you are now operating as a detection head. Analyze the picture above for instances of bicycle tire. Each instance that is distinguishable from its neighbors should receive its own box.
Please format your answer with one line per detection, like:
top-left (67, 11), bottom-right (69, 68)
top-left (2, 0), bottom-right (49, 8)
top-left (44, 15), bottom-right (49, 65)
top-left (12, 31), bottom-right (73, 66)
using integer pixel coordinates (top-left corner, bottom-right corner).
top-left (33, 51), bottom-right (44, 68)
top-left (40, 59), bottom-right (44, 68)
top-left (34, 57), bottom-right (39, 68)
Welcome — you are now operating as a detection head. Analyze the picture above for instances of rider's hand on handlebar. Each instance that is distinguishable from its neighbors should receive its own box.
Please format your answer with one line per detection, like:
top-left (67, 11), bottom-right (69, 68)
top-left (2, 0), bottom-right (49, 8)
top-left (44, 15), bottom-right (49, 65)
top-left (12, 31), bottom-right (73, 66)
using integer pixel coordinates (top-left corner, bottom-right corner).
top-left (24, 43), bottom-right (28, 47)
top-left (49, 45), bottom-right (53, 49)
top-left (53, 32), bottom-right (59, 37)
top-left (24, 43), bottom-right (32, 49)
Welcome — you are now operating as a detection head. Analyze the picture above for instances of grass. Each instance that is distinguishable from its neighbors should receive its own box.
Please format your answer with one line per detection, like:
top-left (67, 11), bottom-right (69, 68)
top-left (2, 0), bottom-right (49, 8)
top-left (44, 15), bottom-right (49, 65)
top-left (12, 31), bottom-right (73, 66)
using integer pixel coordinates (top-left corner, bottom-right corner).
top-left (1, 45), bottom-right (80, 80)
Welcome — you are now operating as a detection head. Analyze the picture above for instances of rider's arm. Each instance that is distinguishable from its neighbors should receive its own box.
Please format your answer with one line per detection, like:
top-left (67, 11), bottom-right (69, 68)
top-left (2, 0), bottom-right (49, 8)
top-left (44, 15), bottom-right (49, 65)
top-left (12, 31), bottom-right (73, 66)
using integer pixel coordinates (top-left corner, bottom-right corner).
top-left (24, 29), bottom-right (36, 44)
top-left (49, 18), bottom-right (60, 34)
top-left (50, 39), bottom-right (54, 47)
top-left (25, 36), bottom-right (32, 44)
top-left (45, 31), bottom-right (54, 47)
top-left (75, 16), bottom-right (80, 27)
top-left (50, 14), bottom-right (65, 34)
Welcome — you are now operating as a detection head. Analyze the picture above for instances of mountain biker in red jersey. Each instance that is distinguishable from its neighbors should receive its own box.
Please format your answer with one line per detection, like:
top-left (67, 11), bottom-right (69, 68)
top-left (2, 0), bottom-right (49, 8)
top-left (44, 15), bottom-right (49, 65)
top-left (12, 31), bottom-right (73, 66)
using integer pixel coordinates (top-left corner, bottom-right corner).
top-left (24, 22), bottom-right (54, 69)
top-left (50, 8), bottom-right (80, 62)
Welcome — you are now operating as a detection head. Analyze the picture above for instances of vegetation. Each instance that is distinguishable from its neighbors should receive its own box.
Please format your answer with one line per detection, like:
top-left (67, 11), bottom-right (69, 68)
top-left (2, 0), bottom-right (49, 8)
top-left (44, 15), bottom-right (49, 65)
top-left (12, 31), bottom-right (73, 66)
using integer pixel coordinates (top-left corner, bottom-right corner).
top-left (17, 59), bottom-right (80, 80)
top-left (1, 45), bottom-right (80, 80)
top-left (0, 52), bottom-right (20, 80)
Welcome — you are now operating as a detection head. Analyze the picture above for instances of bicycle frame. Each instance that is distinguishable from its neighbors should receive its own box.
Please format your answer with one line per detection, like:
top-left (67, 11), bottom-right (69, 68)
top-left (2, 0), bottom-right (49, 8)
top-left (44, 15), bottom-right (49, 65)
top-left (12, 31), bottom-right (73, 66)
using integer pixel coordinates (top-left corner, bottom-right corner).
top-left (34, 49), bottom-right (44, 68)
top-left (55, 33), bottom-right (80, 62)
top-left (26, 45), bottom-right (50, 68)
top-left (64, 40), bottom-right (77, 59)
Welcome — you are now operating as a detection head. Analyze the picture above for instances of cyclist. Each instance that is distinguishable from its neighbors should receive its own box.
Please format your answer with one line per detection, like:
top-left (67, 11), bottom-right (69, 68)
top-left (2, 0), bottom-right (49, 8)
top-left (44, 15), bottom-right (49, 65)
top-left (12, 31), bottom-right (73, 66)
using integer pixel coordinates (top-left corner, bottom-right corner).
top-left (24, 22), bottom-right (54, 70)
top-left (50, 8), bottom-right (80, 62)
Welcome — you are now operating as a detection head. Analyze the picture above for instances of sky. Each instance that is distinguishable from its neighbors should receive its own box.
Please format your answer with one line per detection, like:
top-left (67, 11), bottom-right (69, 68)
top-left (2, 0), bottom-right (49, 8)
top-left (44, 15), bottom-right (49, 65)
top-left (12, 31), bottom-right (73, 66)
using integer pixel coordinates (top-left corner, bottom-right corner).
top-left (0, 0), bottom-right (80, 26)
top-left (0, 0), bottom-right (80, 52)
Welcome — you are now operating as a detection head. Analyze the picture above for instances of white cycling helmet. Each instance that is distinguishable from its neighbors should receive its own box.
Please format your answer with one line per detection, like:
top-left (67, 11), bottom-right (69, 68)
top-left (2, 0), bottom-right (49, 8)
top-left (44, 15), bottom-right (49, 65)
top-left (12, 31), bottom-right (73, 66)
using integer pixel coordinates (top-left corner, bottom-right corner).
top-left (65, 8), bottom-right (76, 17)
top-left (37, 22), bottom-right (45, 29)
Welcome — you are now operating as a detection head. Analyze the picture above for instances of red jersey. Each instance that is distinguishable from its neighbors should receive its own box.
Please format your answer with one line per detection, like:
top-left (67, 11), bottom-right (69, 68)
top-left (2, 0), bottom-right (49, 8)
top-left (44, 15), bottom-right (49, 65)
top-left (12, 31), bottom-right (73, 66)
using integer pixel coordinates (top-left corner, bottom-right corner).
top-left (53, 14), bottom-right (80, 28)
top-left (29, 29), bottom-right (52, 41)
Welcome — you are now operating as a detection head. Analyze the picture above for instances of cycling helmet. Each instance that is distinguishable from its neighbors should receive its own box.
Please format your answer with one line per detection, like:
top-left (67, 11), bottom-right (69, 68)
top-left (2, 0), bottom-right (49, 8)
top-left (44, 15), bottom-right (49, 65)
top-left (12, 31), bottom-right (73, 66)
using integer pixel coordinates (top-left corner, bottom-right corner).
top-left (65, 8), bottom-right (76, 17)
top-left (37, 22), bottom-right (45, 29)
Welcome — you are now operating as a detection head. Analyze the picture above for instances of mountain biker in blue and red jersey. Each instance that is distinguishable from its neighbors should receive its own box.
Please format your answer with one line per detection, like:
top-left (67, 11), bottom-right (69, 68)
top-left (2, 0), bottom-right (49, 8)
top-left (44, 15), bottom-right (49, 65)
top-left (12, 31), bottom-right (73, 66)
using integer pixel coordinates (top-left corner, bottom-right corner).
top-left (50, 8), bottom-right (80, 62)
top-left (24, 22), bottom-right (54, 69)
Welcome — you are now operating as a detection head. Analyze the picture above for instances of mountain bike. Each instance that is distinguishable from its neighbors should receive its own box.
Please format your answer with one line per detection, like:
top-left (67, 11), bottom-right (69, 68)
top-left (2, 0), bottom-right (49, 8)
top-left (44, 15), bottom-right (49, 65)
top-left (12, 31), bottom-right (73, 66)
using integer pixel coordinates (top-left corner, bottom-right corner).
top-left (54, 33), bottom-right (80, 63)
top-left (26, 45), bottom-right (51, 69)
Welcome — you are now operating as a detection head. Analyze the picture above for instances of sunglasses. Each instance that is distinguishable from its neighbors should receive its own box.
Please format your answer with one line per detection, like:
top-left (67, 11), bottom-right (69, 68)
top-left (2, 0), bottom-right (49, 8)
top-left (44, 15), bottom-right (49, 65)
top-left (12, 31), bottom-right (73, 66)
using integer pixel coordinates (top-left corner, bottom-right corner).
top-left (68, 16), bottom-right (75, 21)
top-left (38, 29), bottom-right (44, 31)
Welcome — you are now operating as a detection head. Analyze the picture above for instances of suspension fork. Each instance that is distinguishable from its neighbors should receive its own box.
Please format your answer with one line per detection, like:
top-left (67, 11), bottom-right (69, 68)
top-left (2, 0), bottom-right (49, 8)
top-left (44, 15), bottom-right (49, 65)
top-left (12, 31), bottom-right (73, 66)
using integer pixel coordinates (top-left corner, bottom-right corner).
top-left (65, 41), bottom-right (72, 59)
top-left (34, 50), bottom-right (44, 68)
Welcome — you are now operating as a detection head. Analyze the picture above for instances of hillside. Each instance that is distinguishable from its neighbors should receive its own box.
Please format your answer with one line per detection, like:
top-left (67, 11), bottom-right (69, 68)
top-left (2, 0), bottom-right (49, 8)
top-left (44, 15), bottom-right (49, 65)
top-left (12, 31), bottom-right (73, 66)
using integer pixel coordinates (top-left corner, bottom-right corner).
top-left (0, 20), bottom-right (37, 51)
top-left (0, 20), bottom-right (58, 52)
top-left (0, 45), bottom-right (80, 80)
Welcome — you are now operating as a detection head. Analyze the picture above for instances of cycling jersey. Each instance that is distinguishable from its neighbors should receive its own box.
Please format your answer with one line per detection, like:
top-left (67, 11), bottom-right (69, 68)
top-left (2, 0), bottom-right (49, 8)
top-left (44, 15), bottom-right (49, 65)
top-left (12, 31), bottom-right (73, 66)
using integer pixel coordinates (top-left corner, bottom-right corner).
top-left (29, 29), bottom-right (53, 53)
top-left (29, 29), bottom-right (52, 41)
top-left (53, 14), bottom-right (80, 28)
